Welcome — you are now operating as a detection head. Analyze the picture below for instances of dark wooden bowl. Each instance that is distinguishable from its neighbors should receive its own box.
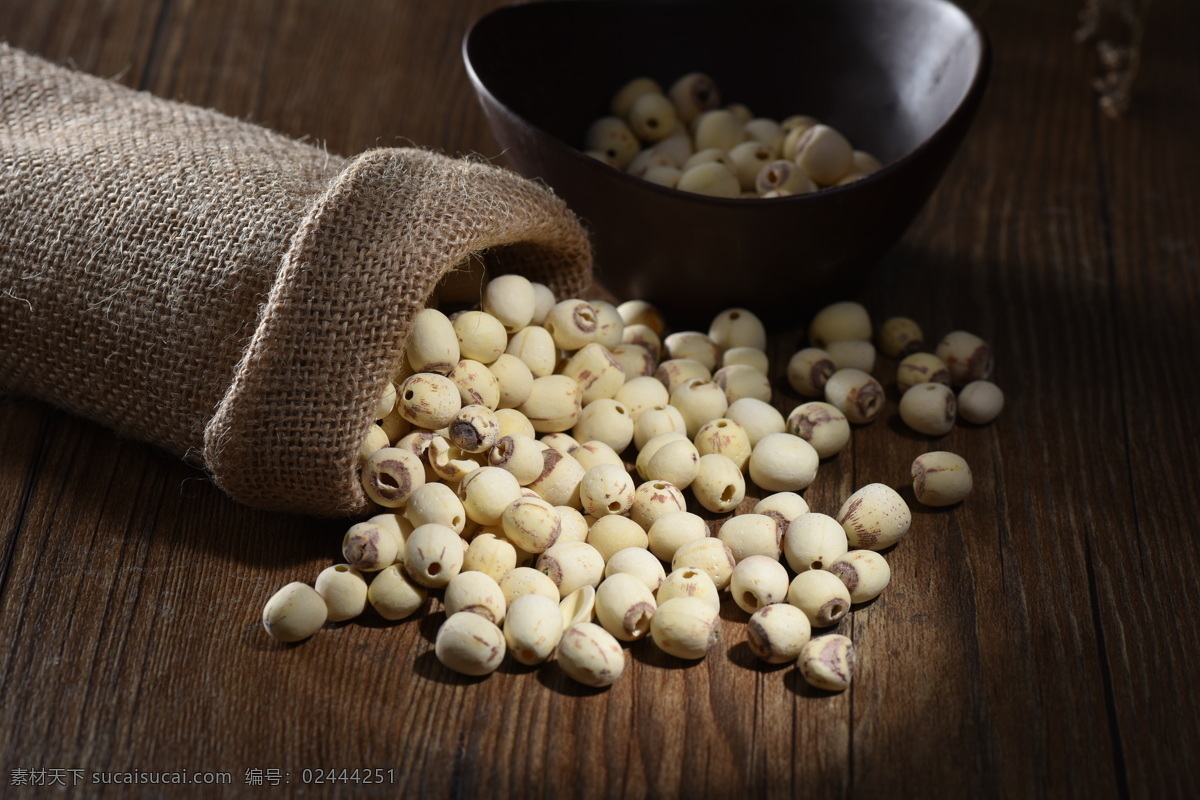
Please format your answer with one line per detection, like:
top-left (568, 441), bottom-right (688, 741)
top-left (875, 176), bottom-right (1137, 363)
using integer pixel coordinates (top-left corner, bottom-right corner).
top-left (464, 0), bottom-right (990, 327)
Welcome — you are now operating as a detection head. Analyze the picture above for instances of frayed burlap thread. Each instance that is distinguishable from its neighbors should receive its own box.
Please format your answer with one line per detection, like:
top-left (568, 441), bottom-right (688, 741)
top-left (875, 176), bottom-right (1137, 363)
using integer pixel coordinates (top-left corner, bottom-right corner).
top-left (0, 44), bottom-right (592, 516)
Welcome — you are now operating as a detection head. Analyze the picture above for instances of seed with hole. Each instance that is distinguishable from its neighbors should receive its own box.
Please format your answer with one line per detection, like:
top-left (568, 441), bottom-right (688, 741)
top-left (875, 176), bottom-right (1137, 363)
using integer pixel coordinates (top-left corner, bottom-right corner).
top-left (935, 330), bottom-right (994, 387)
top-left (595, 573), bottom-right (657, 641)
top-left (787, 570), bottom-right (852, 627)
top-left (628, 91), bottom-right (678, 142)
top-left (799, 634), bottom-right (856, 691)
top-left (783, 513), bottom-right (849, 575)
top-left (828, 550), bottom-right (891, 604)
top-left (729, 555), bottom-right (790, 614)
top-left (342, 517), bottom-right (402, 572)
top-left (877, 316), bottom-right (924, 358)
top-left (690, 453), bottom-right (746, 514)
top-left (629, 479), bottom-right (687, 530)
top-left (668, 72), bottom-right (721, 123)
top-left (573, 398), bottom-right (634, 453)
top-left (404, 481), bottom-right (467, 534)
top-left (824, 368), bottom-right (885, 424)
top-left (314, 564), bottom-right (368, 623)
top-left (403, 523), bottom-right (464, 589)
top-left (786, 401), bottom-right (851, 459)
top-left (671, 536), bottom-right (737, 591)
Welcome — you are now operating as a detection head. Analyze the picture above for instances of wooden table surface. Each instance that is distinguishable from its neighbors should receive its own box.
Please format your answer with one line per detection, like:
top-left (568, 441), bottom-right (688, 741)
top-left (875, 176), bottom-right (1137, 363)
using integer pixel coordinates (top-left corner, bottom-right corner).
top-left (2, 0), bottom-right (1197, 798)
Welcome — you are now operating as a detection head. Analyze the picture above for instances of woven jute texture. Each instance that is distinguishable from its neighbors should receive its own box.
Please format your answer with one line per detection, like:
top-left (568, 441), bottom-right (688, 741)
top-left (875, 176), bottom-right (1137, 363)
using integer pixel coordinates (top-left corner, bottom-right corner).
top-left (0, 44), bottom-right (593, 516)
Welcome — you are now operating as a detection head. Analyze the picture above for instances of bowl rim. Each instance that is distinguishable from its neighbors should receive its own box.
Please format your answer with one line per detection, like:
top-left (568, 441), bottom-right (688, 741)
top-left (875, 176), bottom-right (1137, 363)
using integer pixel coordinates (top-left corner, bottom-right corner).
top-left (462, 0), bottom-right (992, 208)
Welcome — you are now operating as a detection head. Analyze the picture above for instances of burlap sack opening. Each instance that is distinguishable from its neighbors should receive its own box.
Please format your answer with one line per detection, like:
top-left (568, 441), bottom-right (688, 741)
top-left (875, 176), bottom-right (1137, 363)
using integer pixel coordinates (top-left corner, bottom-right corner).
top-left (0, 44), bottom-right (592, 516)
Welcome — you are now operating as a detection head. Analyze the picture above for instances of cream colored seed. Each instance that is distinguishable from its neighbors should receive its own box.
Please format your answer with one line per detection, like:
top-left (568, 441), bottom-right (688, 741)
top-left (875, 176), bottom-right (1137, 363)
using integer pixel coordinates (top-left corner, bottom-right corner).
top-left (518, 375), bottom-right (582, 433)
top-left (562, 343), bottom-right (625, 404)
top-left (912, 451), bottom-right (973, 507)
top-left (677, 161), bottom-right (740, 198)
top-left (747, 603), bottom-right (811, 664)
top-left (852, 150), bottom-right (882, 175)
top-left (448, 359), bottom-right (501, 410)
top-left (499, 566), bottom-right (560, 607)
top-left (644, 437), bottom-right (702, 490)
top-left (749, 432), bottom-right (819, 492)
top-left (375, 381), bottom-right (397, 420)
top-left (799, 634), bottom-right (856, 691)
top-left (936, 330), bottom-right (994, 387)
top-left (506, 325), bottom-right (557, 378)
top-left (586, 515), bottom-right (648, 562)
top-left (878, 316), bottom-right (924, 358)
top-left (615, 300), bottom-right (666, 335)
top-left (595, 573), bottom-right (657, 641)
top-left (651, 597), bottom-right (720, 660)
top-left (579, 463), bottom-right (636, 518)
top-left (489, 354), bottom-right (535, 410)
top-left (621, 323), bottom-right (662, 364)
top-left (725, 397), bottom-right (786, 446)
top-left (558, 622), bottom-right (626, 687)
top-left (460, 466), bottom-right (523, 526)
top-left (527, 448), bottom-right (585, 508)
top-left (837, 483), bottom-right (912, 550)
top-left (378, 409), bottom-right (411, 444)
top-left (656, 358), bottom-right (711, 392)
top-left (793, 124), bottom-right (853, 186)
top-left (694, 109), bottom-right (745, 152)
top-left (670, 378), bottom-right (728, 438)
top-left (781, 116), bottom-right (818, 157)
top-left (669, 72), bottom-right (721, 124)
top-left (361, 447), bottom-right (425, 509)
top-left (826, 339), bottom-right (876, 373)
top-left (743, 118), bottom-right (785, 157)
top-left (544, 299), bottom-right (599, 351)
top-left (604, 546), bottom-right (667, 592)
top-left (559, 584), bottom-right (596, 628)
top-left (896, 351), bottom-right (951, 392)
top-left (634, 404), bottom-right (689, 451)
top-left (556, 506), bottom-right (590, 544)
top-left (528, 281), bottom-right (556, 326)
top-left (573, 399), bottom-right (635, 452)
top-left (647, 511), bottom-right (708, 563)
top-left (398, 373), bottom-right (463, 430)
top-left (482, 274), bottom-right (536, 333)
top-left (784, 512), bottom-right (849, 574)
top-left (672, 535), bottom-right (736, 591)
top-left (541, 432), bottom-right (580, 456)
top-left (786, 402), bottom-right (851, 459)
top-left (828, 550), bottom-right (891, 604)
top-left (359, 424), bottom-right (390, 463)
top-left (614, 376), bottom-right (669, 420)
top-left (718, 513), bottom-right (782, 562)
top-left (900, 382), bottom-right (958, 436)
top-left (404, 523), bottom-right (465, 588)
top-left (538, 540), bottom-right (605, 598)
top-left (449, 404), bottom-right (501, 453)
top-left (635, 431), bottom-right (687, 477)
top-left (557, 441), bottom-right (611, 474)
top-left (958, 380), bottom-right (1005, 424)
top-left (367, 565), bottom-right (428, 621)
top-left (628, 91), bottom-right (678, 141)
top-left (729, 140), bottom-right (775, 191)
top-left (488, 434), bottom-right (544, 485)
top-left (753, 492), bottom-right (810, 544)
top-left (405, 481), bottom-right (467, 533)
top-left (444, 570), bottom-right (506, 626)
top-left (584, 116), bottom-right (639, 169)
top-left (664, 331), bottom-right (722, 371)
top-left (808, 301), bottom-right (872, 347)
top-left (726, 102), bottom-right (753, 124)
top-left (609, 343), bottom-right (655, 380)
top-left (463, 533), bottom-right (518, 584)
top-left (501, 495), bottom-right (562, 554)
top-left (721, 346), bottom-right (769, 374)
top-left (611, 76), bottom-right (663, 118)
top-left (452, 311), bottom-right (507, 365)
top-left (682, 147), bottom-right (735, 173)
top-left (787, 347), bottom-right (836, 398)
top-left (693, 417), bottom-right (752, 472)
top-left (655, 128), bottom-right (694, 168)
top-left (787, 569), bottom-right (852, 627)
top-left (436, 611), bottom-right (505, 676)
top-left (713, 364), bottom-right (772, 404)
top-left (428, 436), bottom-right (483, 483)
top-left (730, 555), bottom-right (790, 614)
top-left (314, 564), bottom-right (368, 623)
top-left (691, 452), bottom-right (745, 514)
top-left (406, 307), bottom-right (460, 375)
top-left (755, 159), bottom-right (815, 195)
top-left (262, 582), bottom-right (327, 642)
top-left (628, 146), bottom-right (676, 178)
top-left (504, 593), bottom-right (564, 666)
top-left (658, 566), bottom-right (721, 611)
top-left (824, 368), bottom-right (885, 424)
top-left (630, 479), bottom-right (687, 530)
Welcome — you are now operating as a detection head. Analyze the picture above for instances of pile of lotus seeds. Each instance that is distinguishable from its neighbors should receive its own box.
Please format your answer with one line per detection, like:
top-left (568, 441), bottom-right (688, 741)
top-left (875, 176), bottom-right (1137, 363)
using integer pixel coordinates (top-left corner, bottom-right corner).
top-left (583, 72), bottom-right (882, 198)
top-left (262, 280), bottom-right (1002, 691)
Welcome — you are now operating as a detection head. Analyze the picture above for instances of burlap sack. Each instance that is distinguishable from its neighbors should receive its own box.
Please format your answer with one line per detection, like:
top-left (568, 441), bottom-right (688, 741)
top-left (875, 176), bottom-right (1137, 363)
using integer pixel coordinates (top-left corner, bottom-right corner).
top-left (0, 44), bottom-right (592, 516)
